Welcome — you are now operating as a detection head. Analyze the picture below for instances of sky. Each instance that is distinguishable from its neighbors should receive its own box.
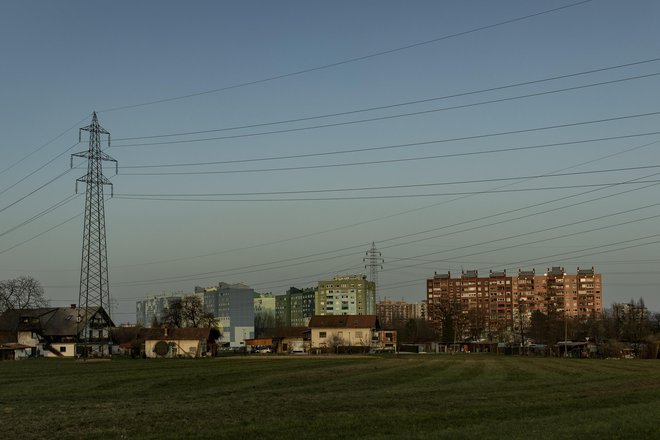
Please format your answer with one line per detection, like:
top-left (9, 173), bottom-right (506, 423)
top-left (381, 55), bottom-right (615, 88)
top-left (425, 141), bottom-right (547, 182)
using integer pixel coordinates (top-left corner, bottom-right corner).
top-left (1, 0), bottom-right (660, 323)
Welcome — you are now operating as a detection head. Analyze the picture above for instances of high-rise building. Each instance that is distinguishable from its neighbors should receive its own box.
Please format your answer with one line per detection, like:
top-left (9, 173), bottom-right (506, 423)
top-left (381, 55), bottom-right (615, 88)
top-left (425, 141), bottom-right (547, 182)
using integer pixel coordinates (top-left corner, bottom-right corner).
top-left (275, 287), bottom-right (316, 327)
top-left (254, 292), bottom-right (276, 331)
top-left (136, 292), bottom-right (184, 327)
top-left (204, 282), bottom-right (255, 347)
top-left (315, 275), bottom-right (375, 316)
top-left (376, 299), bottom-right (426, 325)
top-left (426, 267), bottom-right (603, 340)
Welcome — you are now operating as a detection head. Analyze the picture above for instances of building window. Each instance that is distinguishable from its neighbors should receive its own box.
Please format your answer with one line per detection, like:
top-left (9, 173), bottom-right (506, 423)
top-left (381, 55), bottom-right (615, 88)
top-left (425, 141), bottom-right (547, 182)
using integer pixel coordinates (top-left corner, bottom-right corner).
top-left (319, 332), bottom-right (327, 338)
top-left (59, 346), bottom-right (66, 353)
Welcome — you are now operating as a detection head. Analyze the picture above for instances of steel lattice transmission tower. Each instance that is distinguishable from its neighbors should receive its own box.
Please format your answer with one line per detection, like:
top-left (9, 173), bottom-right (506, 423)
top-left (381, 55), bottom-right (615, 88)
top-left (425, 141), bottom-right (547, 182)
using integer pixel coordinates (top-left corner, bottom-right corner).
top-left (71, 112), bottom-right (117, 355)
top-left (364, 241), bottom-right (384, 300)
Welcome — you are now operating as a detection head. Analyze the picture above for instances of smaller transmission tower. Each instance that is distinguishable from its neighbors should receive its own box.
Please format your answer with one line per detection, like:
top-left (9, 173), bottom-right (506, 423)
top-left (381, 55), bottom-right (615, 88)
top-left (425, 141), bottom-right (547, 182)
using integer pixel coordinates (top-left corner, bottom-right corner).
top-left (71, 112), bottom-right (117, 356)
top-left (364, 242), bottom-right (384, 300)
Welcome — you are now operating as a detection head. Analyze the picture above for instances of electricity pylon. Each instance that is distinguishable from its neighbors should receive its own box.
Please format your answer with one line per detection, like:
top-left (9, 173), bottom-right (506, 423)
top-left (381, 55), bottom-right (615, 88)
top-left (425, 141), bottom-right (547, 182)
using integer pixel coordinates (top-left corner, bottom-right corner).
top-left (364, 241), bottom-right (384, 301)
top-left (71, 112), bottom-right (117, 356)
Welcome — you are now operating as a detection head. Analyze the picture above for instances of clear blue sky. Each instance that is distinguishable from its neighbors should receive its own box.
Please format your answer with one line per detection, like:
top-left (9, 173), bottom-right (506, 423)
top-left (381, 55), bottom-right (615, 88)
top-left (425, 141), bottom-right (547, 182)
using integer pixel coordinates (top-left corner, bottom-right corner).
top-left (2, 0), bottom-right (660, 323)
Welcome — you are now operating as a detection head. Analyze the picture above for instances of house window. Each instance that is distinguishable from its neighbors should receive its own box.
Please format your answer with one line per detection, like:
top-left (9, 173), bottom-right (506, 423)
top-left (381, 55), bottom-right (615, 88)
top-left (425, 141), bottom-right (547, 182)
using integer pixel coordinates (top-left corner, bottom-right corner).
top-left (355, 331), bottom-right (363, 339)
top-left (60, 346), bottom-right (66, 353)
top-left (319, 331), bottom-right (327, 338)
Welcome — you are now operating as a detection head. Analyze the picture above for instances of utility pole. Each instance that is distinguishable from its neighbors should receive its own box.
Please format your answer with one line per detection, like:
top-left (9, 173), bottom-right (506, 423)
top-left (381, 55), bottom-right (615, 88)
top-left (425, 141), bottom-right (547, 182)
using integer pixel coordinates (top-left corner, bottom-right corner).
top-left (364, 242), bottom-right (384, 301)
top-left (71, 112), bottom-right (118, 357)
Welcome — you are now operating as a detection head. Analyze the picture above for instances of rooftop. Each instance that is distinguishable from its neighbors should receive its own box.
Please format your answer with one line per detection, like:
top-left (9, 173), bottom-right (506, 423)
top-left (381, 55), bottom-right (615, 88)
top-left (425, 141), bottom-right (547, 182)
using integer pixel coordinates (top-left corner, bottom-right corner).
top-left (308, 315), bottom-right (379, 329)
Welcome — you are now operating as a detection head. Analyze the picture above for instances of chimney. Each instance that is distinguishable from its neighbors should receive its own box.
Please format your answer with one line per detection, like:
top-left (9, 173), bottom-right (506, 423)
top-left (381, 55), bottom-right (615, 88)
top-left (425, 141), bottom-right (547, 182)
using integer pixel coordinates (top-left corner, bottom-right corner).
top-left (164, 327), bottom-right (168, 337)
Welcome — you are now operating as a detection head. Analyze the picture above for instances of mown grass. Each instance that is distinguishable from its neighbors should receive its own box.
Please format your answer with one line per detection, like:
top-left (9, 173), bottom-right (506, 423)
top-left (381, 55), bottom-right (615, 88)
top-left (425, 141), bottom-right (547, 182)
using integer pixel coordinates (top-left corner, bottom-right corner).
top-left (1, 355), bottom-right (659, 439)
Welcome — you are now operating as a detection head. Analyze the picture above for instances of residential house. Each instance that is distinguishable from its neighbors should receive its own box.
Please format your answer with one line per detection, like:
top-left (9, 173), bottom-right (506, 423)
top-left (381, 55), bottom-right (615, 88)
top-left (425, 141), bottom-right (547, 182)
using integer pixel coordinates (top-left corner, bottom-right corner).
top-left (0, 305), bottom-right (114, 358)
top-left (309, 314), bottom-right (384, 352)
top-left (142, 327), bottom-right (216, 358)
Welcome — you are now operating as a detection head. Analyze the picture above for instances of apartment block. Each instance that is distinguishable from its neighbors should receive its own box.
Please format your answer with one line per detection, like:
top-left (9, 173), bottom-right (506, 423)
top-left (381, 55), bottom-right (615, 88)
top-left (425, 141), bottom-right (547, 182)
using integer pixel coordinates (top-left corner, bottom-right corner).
top-left (426, 267), bottom-right (603, 338)
top-left (376, 299), bottom-right (426, 325)
top-left (315, 275), bottom-right (376, 316)
top-left (275, 287), bottom-right (316, 327)
top-left (136, 292), bottom-right (184, 327)
top-left (204, 282), bottom-right (255, 347)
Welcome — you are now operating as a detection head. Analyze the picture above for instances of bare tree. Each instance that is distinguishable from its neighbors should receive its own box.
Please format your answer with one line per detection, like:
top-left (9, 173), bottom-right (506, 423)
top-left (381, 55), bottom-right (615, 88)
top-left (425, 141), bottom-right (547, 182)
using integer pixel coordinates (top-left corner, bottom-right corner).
top-left (163, 295), bottom-right (216, 328)
top-left (162, 299), bottom-right (184, 328)
top-left (0, 276), bottom-right (48, 313)
top-left (181, 296), bottom-right (204, 327)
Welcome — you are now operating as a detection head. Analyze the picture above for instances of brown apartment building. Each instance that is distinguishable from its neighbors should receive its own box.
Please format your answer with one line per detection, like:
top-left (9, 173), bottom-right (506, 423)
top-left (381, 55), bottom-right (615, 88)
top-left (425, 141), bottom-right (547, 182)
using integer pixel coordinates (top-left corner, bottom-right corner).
top-left (426, 267), bottom-right (602, 339)
top-left (375, 299), bottom-right (426, 326)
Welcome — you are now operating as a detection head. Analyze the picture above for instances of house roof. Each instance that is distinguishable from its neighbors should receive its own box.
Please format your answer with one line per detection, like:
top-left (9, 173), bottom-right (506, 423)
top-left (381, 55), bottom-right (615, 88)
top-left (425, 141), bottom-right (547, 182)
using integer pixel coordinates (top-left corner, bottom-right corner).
top-left (0, 342), bottom-right (31, 350)
top-left (308, 315), bottom-right (379, 329)
top-left (0, 306), bottom-right (114, 339)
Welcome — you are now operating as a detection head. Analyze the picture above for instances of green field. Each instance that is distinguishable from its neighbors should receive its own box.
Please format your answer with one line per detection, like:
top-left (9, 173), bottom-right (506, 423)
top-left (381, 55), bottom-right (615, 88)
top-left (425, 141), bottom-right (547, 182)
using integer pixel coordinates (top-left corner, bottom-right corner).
top-left (1, 355), bottom-right (659, 439)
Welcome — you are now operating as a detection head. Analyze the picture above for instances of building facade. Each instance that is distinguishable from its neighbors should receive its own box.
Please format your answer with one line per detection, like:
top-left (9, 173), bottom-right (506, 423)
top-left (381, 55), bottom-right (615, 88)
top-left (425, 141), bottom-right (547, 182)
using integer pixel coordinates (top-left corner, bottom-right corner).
top-left (0, 306), bottom-right (113, 358)
top-left (275, 287), bottom-right (316, 327)
top-left (315, 275), bottom-right (376, 316)
top-left (136, 292), bottom-right (183, 327)
top-left (426, 267), bottom-right (603, 340)
top-left (204, 282), bottom-right (255, 347)
top-left (376, 299), bottom-right (426, 326)
top-left (254, 292), bottom-right (276, 333)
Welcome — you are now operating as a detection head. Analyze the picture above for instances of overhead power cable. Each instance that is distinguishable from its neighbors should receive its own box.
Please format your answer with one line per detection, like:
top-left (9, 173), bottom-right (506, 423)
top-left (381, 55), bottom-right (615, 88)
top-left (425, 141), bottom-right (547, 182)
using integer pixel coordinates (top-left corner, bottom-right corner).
top-left (114, 180), bottom-right (660, 202)
top-left (0, 142), bottom-right (81, 197)
top-left (0, 169), bottom-right (74, 215)
top-left (0, 213), bottom-right (81, 256)
top-left (112, 245), bottom-right (369, 287)
top-left (109, 173), bottom-right (660, 286)
top-left (114, 57), bottom-right (660, 142)
top-left (110, 138), bottom-right (660, 269)
top-left (116, 164), bottom-right (660, 197)
top-left (117, 111), bottom-right (660, 177)
top-left (107, 178), bottom-right (660, 285)
top-left (377, 178), bottom-right (660, 253)
top-left (112, 77), bottom-right (660, 149)
top-left (378, 235), bottom-right (660, 292)
top-left (121, 131), bottom-right (660, 172)
top-left (382, 205), bottom-right (660, 275)
top-left (0, 194), bottom-right (80, 239)
top-left (99, 0), bottom-right (593, 113)
top-left (0, 116), bottom-right (88, 177)
top-left (487, 234), bottom-right (660, 273)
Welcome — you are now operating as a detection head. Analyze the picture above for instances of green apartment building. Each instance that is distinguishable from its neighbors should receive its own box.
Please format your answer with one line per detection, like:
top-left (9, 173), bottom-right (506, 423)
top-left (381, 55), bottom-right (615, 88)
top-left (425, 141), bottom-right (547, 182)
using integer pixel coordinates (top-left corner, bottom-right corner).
top-left (315, 275), bottom-right (376, 316)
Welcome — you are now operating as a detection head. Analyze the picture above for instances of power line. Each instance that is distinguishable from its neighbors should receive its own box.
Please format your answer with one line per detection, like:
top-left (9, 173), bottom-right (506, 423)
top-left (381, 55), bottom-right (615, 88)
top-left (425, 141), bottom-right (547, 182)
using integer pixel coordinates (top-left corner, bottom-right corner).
top-left (0, 213), bottom-right (81, 256)
top-left (377, 179), bottom-right (660, 254)
top-left (112, 78), bottom-right (660, 149)
top-left (120, 131), bottom-right (660, 173)
top-left (378, 236), bottom-right (660, 292)
top-left (5, 139), bottom-right (656, 290)
top-left (0, 194), bottom-right (80, 239)
top-left (115, 165), bottom-right (660, 197)
top-left (98, 0), bottom-right (594, 113)
top-left (112, 138), bottom-right (660, 270)
top-left (113, 246), bottom-right (369, 288)
top-left (382, 205), bottom-right (660, 275)
top-left (117, 110), bottom-right (660, 176)
top-left (0, 116), bottom-right (88, 177)
top-left (114, 180), bottom-right (660, 202)
top-left (0, 169), bottom-right (74, 215)
top-left (0, 142), bottom-right (81, 197)
top-left (111, 180), bottom-right (660, 287)
top-left (113, 57), bottom-right (660, 142)
top-left (492, 235), bottom-right (660, 273)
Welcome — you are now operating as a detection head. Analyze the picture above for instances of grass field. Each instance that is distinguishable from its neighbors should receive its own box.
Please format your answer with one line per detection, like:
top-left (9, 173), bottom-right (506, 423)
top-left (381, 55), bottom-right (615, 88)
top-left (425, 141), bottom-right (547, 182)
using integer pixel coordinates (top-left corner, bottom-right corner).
top-left (1, 355), bottom-right (659, 439)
